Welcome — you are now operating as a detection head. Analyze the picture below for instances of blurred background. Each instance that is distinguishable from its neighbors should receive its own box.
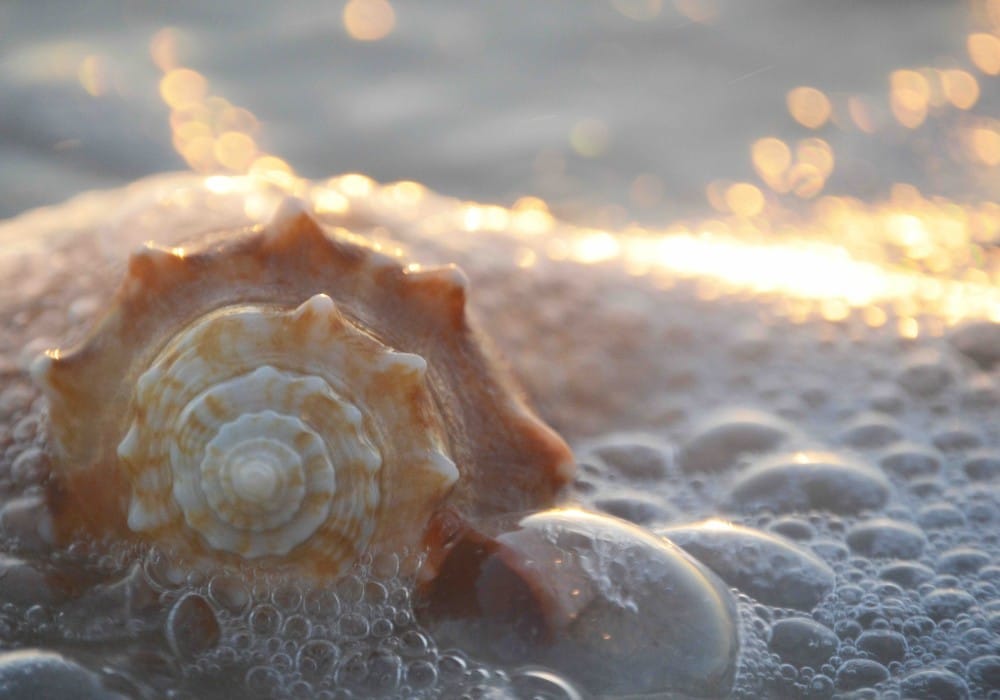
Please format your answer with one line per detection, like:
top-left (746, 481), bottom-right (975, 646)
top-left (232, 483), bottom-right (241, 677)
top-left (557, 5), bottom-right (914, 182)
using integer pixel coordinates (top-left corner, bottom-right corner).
top-left (0, 0), bottom-right (997, 226)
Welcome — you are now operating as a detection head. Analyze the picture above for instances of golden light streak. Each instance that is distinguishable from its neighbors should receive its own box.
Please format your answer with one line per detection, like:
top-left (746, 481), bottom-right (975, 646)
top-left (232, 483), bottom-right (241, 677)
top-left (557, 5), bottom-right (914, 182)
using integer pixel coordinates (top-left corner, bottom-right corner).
top-left (898, 317), bottom-right (920, 339)
top-left (571, 231), bottom-right (622, 264)
top-left (335, 173), bottom-right (376, 197)
top-left (250, 156), bottom-right (293, 175)
top-left (139, 10), bottom-right (1000, 339)
top-left (511, 197), bottom-right (555, 236)
top-left (313, 189), bottom-right (350, 215)
top-left (382, 181), bottom-right (427, 207)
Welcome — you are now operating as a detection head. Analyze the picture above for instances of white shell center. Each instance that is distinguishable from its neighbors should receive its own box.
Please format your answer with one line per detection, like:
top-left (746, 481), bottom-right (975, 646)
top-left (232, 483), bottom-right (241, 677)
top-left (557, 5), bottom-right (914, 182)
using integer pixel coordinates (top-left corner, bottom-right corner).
top-left (232, 457), bottom-right (280, 504)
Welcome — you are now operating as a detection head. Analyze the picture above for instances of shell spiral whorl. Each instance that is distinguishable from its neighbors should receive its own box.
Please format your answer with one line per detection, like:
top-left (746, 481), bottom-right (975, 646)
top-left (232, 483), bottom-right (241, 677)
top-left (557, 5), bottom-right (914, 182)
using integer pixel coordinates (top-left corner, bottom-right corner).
top-left (32, 199), bottom-right (574, 577)
top-left (120, 293), bottom-right (456, 565)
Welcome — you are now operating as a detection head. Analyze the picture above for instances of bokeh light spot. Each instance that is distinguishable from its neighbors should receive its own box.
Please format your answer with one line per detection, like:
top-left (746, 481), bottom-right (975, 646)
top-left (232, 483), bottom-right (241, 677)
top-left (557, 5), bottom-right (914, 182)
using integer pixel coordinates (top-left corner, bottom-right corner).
top-left (796, 138), bottom-right (834, 179)
top-left (890, 70), bottom-right (930, 129)
top-left (941, 69), bottom-right (980, 110)
top-left (570, 119), bottom-right (610, 158)
top-left (968, 126), bottom-right (1000, 166)
top-left (149, 28), bottom-right (179, 72)
top-left (343, 0), bottom-right (396, 42)
top-left (725, 183), bottom-right (764, 218)
top-left (751, 137), bottom-right (791, 182)
top-left (787, 86), bottom-right (831, 129)
top-left (968, 32), bottom-right (1000, 75)
top-left (160, 68), bottom-right (208, 110)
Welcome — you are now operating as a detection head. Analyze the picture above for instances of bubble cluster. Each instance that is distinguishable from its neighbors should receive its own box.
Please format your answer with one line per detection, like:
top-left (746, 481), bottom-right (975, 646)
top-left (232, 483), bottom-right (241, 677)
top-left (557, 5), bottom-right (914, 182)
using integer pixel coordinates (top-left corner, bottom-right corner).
top-left (563, 297), bottom-right (1000, 697)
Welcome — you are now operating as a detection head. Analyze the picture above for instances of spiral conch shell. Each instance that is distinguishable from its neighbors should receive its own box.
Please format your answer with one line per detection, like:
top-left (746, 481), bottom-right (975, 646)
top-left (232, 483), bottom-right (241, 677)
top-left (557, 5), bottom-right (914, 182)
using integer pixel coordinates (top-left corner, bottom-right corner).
top-left (31, 200), bottom-right (574, 577)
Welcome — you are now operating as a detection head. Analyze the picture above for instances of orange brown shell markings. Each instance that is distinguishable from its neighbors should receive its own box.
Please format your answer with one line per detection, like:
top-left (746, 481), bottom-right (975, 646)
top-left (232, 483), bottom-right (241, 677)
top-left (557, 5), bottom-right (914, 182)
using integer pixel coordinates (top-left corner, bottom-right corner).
top-left (30, 199), bottom-right (574, 578)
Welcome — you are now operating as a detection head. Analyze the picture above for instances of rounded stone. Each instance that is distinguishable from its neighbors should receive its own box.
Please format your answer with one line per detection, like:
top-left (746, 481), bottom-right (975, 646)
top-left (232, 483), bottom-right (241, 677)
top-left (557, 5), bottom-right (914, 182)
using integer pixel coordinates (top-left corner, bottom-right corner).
top-left (166, 593), bottom-right (221, 660)
top-left (207, 574), bottom-right (251, 614)
top-left (897, 350), bottom-right (955, 396)
top-left (899, 669), bottom-right (969, 700)
top-left (0, 495), bottom-right (55, 552)
top-left (917, 503), bottom-right (966, 529)
top-left (855, 629), bottom-right (907, 663)
top-left (581, 432), bottom-right (673, 480)
top-left (834, 658), bottom-right (889, 691)
top-left (845, 519), bottom-right (926, 560)
top-left (768, 617), bottom-right (839, 669)
top-left (416, 509), bottom-right (739, 699)
top-left (966, 655), bottom-right (1000, 691)
top-left (0, 649), bottom-right (125, 699)
top-left (931, 422), bottom-right (982, 451)
top-left (922, 588), bottom-right (976, 622)
top-left (0, 555), bottom-right (61, 607)
top-left (592, 490), bottom-right (672, 525)
top-left (963, 450), bottom-right (1000, 481)
top-left (935, 548), bottom-right (990, 576)
top-left (838, 412), bottom-right (903, 448)
top-left (727, 451), bottom-right (890, 515)
top-left (677, 409), bottom-right (796, 472)
top-left (658, 520), bottom-right (834, 610)
top-left (950, 321), bottom-right (1000, 369)
top-left (878, 443), bottom-right (941, 478)
top-left (768, 516), bottom-right (815, 541)
top-left (879, 561), bottom-right (935, 588)
top-left (9, 446), bottom-right (49, 487)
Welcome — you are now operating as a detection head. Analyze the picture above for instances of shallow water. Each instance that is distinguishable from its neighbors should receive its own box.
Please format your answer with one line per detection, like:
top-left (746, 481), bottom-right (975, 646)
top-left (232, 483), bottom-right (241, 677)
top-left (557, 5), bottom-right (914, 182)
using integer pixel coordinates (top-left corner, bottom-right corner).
top-left (0, 1), bottom-right (995, 222)
top-left (1, 2), bottom-right (999, 699)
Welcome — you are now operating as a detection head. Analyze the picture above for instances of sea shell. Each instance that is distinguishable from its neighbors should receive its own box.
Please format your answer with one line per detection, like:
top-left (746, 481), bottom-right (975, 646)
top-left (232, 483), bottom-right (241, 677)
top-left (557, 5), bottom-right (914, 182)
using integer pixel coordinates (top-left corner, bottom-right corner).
top-left (30, 199), bottom-right (574, 577)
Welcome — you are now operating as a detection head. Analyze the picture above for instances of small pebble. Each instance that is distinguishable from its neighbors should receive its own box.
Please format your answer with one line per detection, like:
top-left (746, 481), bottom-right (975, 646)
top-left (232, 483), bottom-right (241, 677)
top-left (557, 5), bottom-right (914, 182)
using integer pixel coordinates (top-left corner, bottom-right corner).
top-left (659, 520), bottom-right (834, 610)
top-left (0, 649), bottom-right (125, 699)
top-left (728, 451), bottom-right (890, 515)
top-left (166, 593), bottom-right (221, 660)
top-left (899, 668), bottom-right (970, 700)
top-left (678, 409), bottom-right (796, 472)
top-left (768, 617), bottom-right (839, 669)
top-left (846, 519), bottom-right (926, 560)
